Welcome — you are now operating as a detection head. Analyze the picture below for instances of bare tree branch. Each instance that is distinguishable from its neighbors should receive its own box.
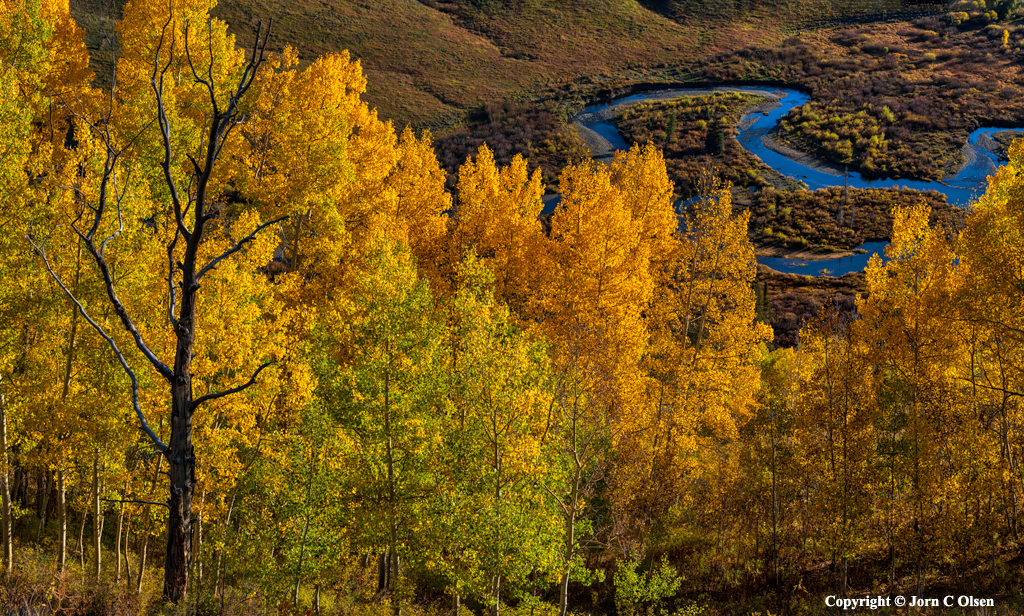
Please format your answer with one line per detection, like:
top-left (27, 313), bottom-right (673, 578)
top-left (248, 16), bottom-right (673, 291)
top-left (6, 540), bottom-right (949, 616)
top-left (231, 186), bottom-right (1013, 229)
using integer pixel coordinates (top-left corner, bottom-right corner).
top-left (151, 13), bottom-right (192, 242)
top-left (184, 21), bottom-right (217, 114)
top-left (195, 215), bottom-right (288, 282)
top-left (191, 361), bottom-right (274, 411)
top-left (48, 113), bottom-right (174, 383)
top-left (27, 229), bottom-right (170, 455)
top-left (167, 227), bottom-right (181, 329)
top-left (101, 498), bottom-right (170, 510)
top-left (68, 216), bottom-right (174, 382)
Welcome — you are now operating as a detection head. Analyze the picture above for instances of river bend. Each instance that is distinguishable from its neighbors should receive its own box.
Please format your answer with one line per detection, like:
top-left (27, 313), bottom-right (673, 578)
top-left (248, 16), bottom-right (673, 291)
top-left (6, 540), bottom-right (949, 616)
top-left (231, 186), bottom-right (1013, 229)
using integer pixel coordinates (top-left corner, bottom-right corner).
top-left (568, 85), bottom-right (1013, 276)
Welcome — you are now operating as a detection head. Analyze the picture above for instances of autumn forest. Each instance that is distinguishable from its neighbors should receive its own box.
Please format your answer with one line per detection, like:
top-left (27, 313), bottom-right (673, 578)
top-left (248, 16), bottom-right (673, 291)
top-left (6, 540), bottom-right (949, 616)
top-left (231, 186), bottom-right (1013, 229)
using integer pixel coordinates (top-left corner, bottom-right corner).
top-left (4, 0), bottom-right (1024, 614)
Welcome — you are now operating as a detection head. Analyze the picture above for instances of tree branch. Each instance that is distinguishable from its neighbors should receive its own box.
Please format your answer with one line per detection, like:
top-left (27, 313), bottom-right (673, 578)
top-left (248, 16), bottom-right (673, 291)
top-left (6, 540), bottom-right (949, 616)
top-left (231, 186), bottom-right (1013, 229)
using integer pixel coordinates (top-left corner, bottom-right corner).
top-left (167, 227), bottom-right (181, 329)
top-left (151, 12), bottom-right (192, 242)
top-left (191, 361), bottom-right (274, 411)
top-left (101, 498), bottom-right (170, 510)
top-left (27, 229), bottom-right (170, 455)
top-left (196, 215), bottom-right (288, 281)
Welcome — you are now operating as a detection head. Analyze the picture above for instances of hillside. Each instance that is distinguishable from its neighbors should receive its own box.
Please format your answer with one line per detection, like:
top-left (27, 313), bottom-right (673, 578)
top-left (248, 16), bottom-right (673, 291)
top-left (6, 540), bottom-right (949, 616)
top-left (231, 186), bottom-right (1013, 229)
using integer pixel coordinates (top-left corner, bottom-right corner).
top-left (67, 0), bottom-right (944, 130)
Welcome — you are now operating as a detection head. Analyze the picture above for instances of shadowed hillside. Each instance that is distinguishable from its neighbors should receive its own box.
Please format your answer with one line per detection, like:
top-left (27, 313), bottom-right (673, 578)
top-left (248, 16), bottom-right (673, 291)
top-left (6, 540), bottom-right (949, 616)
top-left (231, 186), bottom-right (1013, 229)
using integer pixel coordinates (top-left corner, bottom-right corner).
top-left (68, 0), bottom-right (946, 129)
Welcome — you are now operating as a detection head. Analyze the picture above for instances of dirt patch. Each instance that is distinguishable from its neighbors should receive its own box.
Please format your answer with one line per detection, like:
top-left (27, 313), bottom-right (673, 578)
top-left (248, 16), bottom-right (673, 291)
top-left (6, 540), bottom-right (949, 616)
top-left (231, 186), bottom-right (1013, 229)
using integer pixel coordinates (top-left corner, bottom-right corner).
top-left (755, 245), bottom-right (861, 261)
top-left (761, 133), bottom-right (845, 177)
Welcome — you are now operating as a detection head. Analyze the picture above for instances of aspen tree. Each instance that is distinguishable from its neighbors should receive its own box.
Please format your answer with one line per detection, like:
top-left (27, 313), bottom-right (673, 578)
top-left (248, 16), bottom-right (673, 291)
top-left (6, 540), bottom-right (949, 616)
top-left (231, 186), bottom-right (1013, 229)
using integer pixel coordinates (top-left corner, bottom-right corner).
top-left (26, 0), bottom-right (289, 600)
top-left (856, 202), bottom-right (965, 595)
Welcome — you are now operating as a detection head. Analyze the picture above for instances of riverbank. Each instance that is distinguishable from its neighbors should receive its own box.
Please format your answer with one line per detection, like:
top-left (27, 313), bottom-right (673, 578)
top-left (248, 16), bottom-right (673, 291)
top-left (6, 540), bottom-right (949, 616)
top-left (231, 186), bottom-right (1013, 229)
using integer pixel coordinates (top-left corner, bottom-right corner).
top-left (760, 133), bottom-right (845, 178)
top-left (755, 244), bottom-right (863, 261)
top-left (572, 87), bottom-right (786, 162)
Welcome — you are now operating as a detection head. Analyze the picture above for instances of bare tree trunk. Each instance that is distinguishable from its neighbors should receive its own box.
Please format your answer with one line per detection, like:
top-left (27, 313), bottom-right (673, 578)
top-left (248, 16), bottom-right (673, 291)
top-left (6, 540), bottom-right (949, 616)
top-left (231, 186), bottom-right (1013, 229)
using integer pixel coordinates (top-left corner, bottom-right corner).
top-left (78, 503), bottom-right (87, 570)
top-left (196, 493), bottom-right (204, 585)
top-left (138, 517), bottom-right (150, 595)
top-left (165, 343), bottom-right (195, 600)
top-left (57, 243), bottom-right (81, 575)
top-left (214, 493), bottom-right (235, 599)
top-left (93, 452), bottom-right (102, 581)
top-left (293, 500), bottom-right (311, 607)
top-left (116, 503), bottom-right (124, 582)
top-left (490, 575), bottom-right (501, 616)
top-left (36, 469), bottom-right (49, 542)
top-left (58, 469), bottom-right (67, 570)
top-left (559, 505), bottom-right (577, 616)
top-left (124, 528), bottom-right (133, 589)
top-left (0, 386), bottom-right (12, 572)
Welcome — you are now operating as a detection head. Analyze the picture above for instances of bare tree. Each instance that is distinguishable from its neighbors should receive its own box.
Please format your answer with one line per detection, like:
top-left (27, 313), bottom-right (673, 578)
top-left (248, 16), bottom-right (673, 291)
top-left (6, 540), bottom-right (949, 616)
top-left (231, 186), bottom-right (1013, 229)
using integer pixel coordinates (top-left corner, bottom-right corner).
top-left (28, 15), bottom-right (283, 602)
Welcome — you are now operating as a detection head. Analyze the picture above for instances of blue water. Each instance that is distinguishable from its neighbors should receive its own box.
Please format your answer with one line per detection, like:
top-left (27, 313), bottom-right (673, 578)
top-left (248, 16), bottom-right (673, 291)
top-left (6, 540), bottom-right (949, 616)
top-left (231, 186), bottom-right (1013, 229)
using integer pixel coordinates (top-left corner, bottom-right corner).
top-left (758, 242), bottom-right (890, 276)
top-left (575, 86), bottom-right (1011, 276)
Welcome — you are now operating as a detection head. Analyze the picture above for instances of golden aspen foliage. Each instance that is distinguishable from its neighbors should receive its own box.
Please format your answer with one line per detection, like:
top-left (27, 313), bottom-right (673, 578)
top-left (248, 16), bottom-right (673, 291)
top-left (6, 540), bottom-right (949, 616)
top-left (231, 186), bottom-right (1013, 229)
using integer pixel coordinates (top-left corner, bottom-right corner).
top-left (856, 201), bottom-right (971, 586)
top-left (449, 145), bottom-right (545, 311)
top-left (36, 0), bottom-right (90, 97)
top-left (794, 308), bottom-right (876, 591)
top-left (386, 127), bottom-right (451, 280)
top-left (543, 158), bottom-right (651, 382)
top-left (632, 174), bottom-right (770, 523)
top-left (956, 139), bottom-right (1024, 548)
top-left (608, 142), bottom-right (677, 255)
top-left (235, 48), bottom-right (450, 333)
top-left (236, 48), bottom-right (363, 275)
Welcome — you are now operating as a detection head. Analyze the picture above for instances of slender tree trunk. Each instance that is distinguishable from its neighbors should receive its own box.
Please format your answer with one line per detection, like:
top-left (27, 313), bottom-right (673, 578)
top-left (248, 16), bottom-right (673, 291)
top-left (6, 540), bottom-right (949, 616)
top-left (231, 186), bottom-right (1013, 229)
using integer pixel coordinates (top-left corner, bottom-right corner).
top-left (384, 349), bottom-right (401, 616)
top-left (0, 386), bottom-right (12, 572)
top-left (214, 492), bottom-right (235, 599)
top-left (293, 497), bottom-right (311, 607)
top-left (771, 407), bottom-right (779, 588)
top-left (14, 466), bottom-right (25, 508)
top-left (36, 469), bottom-right (50, 542)
top-left (194, 510), bottom-right (203, 586)
top-left (78, 504), bottom-right (87, 570)
top-left (124, 527), bottom-right (133, 589)
top-left (490, 575), bottom-right (501, 616)
top-left (57, 243), bottom-right (81, 575)
top-left (93, 452), bottom-right (102, 581)
top-left (58, 469), bottom-right (67, 570)
top-left (116, 503), bottom-right (124, 582)
top-left (138, 515), bottom-right (150, 595)
top-left (314, 583), bottom-right (321, 616)
top-left (559, 492), bottom-right (578, 616)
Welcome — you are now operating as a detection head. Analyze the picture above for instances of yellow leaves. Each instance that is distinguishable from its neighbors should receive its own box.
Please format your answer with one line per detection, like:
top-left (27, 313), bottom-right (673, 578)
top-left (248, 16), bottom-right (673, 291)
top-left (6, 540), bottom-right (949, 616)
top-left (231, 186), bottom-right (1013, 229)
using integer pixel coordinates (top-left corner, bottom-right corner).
top-left (961, 139), bottom-right (1024, 311)
top-left (449, 145), bottom-right (544, 310)
top-left (609, 142), bottom-right (677, 248)
top-left (38, 0), bottom-right (90, 95)
top-left (382, 127), bottom-right (450, 277)
top-left (858, 200), bottom-right (962, 386)
top-left (542, 156), bottom-right (658, 412)
top-left (116, 0), bottom-right (235, 91)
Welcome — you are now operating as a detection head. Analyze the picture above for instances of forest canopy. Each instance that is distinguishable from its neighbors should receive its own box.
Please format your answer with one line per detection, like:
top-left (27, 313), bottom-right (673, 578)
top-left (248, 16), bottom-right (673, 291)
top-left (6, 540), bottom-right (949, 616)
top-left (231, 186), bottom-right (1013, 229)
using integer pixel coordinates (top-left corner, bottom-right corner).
top-left (2, 0), bottom-right (1024, 614)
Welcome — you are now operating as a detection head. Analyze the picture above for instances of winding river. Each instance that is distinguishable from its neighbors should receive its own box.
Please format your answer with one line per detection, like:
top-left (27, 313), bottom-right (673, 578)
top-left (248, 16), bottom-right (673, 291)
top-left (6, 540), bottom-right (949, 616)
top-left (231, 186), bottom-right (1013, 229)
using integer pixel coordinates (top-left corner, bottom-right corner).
top-left (565, 85), bottom-right (1013, 276)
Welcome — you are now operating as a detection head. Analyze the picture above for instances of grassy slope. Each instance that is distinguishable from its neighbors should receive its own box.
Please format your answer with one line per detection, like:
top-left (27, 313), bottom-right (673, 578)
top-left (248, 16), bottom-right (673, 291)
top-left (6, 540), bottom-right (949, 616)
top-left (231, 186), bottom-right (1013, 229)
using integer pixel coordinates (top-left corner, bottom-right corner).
top-left (77, 0), bottom-right (916, 130)
top-left (70, 0), bottom-right (710, 128)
